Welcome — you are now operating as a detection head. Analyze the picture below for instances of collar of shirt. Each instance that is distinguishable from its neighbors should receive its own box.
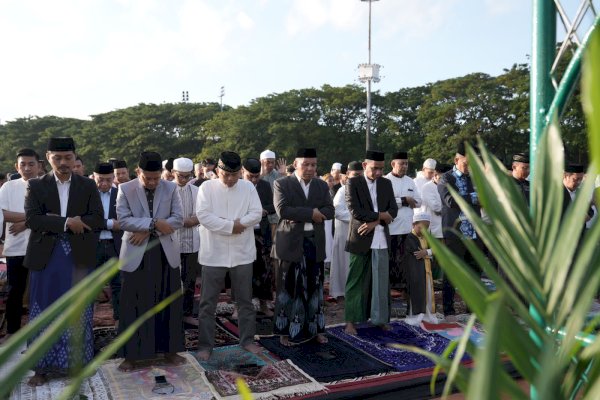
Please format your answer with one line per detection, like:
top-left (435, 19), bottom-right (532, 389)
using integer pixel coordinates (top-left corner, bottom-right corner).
top-left (54, 173), bottom-right (72, 184)
top-left (295, 172), bottom-right (311, 190)
top-left (452, 165), bottom-right (464, 178)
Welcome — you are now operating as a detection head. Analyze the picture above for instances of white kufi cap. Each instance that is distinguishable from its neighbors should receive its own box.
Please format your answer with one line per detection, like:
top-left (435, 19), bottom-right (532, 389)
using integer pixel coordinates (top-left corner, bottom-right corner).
top-left (413, 212), bottom-right (431, 223)
top-left (260, 149), bottom-right (276, 160)
top-left (173, 157), bottom-right (194, 172)
top-left (423, 158), bottom-right (437, 170)
top-left (331, 162), bottom-right (342, 171)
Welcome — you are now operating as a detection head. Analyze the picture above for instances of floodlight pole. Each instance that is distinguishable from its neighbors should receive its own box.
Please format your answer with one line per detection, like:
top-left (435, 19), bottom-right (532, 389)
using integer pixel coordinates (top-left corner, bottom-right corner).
top-left (360, 0), bottom-right (380, 151)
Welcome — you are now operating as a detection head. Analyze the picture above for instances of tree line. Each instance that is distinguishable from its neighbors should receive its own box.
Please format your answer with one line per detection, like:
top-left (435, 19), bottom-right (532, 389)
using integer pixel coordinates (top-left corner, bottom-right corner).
top-left (0, 62), bottom-right (589, 175)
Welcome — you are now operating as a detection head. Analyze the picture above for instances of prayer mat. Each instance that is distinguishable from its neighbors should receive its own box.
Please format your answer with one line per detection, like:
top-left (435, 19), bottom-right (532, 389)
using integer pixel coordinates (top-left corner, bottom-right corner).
top-left (259, 334), bottom-right (392, 382)
top-left (94, 326), bottom-right (118, 356)
top-left (219, 314), bottom-right (274, 337)
top-left (328, 320), bottom-right (463, 372)
top-left (192, 344), bottom-right (277, 372)
top-left (100, 352), bottom-right (213, 399)
top-left (10, 370), bottom-right (111, 400)
top-left (186, 326), bottom-right (239, 350)
top-left (421, 321), bottom-right (485, 347)
top-left (203, 359), bottom-right (324, 400)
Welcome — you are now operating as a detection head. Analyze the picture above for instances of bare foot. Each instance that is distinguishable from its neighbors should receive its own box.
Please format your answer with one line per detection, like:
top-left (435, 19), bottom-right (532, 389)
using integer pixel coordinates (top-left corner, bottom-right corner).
top-left (259, 301), bottom-right (274, 317)
top-left (0, 333), bottom-right (13, 345)
top-left (344, 323), bottom-right (358, 336)
top-left (279, 336), bottom-right (295, 347)
top-left (164, 353), bottom-right (186, 366)
top-left (315, 334), bottom-right (328, 344)
top-left (27, 373), bottom-right (47, 387)
top-left (117, 359), bottom-right (137, 372)
top-left (377, 323), bottom-right (392, 331)
top-left (242, 342), bottom-right (262, 354)
top-left (231, 308), bottom-right (238, 320)
top-left (196, 350), bottom-right (211, 361)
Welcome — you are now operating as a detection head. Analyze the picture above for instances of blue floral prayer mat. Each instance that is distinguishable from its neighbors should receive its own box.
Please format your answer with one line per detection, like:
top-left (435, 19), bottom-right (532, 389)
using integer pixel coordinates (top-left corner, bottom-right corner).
top-left (259, 334), bottom-right (392, 382)
top-left (328, 321), bottom-right (468, 372)
top-left (192, 344), bottom-right (277, 373)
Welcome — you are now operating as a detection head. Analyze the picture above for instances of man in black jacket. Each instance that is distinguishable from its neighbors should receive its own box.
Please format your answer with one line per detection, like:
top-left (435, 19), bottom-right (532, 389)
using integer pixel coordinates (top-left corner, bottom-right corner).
top-left (24, 137), bottom-right (103, 386)
top-left (344, 151), bottom-right (398, 335)
top-left (93, 162), bottom-right (123, 323)
top-left (243, 158), bottom-right (276, 316)
top-left (438, 143), bottom-right (481, 316)
top-left (272, 148), bottom-right (334, 346)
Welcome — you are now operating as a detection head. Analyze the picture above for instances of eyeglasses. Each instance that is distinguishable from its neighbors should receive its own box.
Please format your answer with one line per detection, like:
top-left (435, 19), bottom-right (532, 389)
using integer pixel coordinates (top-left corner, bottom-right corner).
top-left (175, 173), bottom-right (193, 180)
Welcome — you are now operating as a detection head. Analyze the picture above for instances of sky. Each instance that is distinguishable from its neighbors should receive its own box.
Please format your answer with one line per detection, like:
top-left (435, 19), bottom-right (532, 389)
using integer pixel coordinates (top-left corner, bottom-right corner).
top-left (0, 0), bottom-right (563, 123)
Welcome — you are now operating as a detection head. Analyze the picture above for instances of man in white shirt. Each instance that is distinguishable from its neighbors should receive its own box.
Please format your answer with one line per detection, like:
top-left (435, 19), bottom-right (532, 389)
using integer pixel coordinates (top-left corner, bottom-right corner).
top-left (172, 158), bottom-right (201, 320)
top-left (385, 151), bottom-right (421, 290)
top-left (196, 151), bottom-right (263, 360)
top-left (419, 163), bottom-right (451, 239)
top-left (330, 161), bottom-right (363, 300)
top-left (0, 148), bottom-right (38, 344)
top-left (413, 158), bottom-right (437, 194)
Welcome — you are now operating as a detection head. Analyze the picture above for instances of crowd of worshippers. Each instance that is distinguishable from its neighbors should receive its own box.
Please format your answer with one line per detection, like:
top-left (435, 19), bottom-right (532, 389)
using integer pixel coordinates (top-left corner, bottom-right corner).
top-left (0, 136), bottom-right (598, 387)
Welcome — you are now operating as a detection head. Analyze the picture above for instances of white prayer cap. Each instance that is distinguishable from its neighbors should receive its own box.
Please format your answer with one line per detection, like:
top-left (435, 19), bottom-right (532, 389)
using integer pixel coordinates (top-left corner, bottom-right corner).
top-left (173, 157), bottom-right (194, 172)
top-left (162, 160), bottom-right (168, 168)
top-left (260, 149), bottom-right (276, 160)
top-left (413, 212), bottom-right (431, 223)
top-left (423, 158), bottom-right (437, 170)
top-left (331, 162), bottom-right (342, 171)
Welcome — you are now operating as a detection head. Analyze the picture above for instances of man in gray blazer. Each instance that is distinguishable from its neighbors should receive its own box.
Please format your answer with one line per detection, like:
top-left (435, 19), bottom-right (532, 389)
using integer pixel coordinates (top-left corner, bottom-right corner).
top-left (272, 148), bottom-right (334, 346)
top-left (116, 151), bottom-right (185, 372)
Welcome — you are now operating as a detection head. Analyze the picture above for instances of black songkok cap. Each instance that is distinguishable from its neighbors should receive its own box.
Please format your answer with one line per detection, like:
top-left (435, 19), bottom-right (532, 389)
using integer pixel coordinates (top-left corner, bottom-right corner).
top-left (365, 150), bottom-right (385, 161)
top-left (435, 163), bottom-right (453, 173)
top-left (391, 151), bottom-right (408, 160)
top-left (340, 165), bottom-right (348, 174)
top-left (47, 137), bottom-right (75, 152)
top-left (218, 151), bottom-right (242, 173)
top-left (243, 158), bottom-right (261, 174)
top-left (512, 153), bottom-right (530, 163)
top-left (202, 158), bottom-right (216, 167)
top-left (113, 160), bottom-right (127, 169)
top-left (138, 151), bottom-right (162, 171)
top-left (457, 141), bottom-right (480, 157)
top-left (296, 148), bottom-right (317, 158)
top-left (94, 162), bottom-right (114, 175)
top-left (164, 158), bottom-right (174, 172)
top-left (347, 161), bottom-right (363, 171)
top-left (565, 164), bottom-right (585, 173)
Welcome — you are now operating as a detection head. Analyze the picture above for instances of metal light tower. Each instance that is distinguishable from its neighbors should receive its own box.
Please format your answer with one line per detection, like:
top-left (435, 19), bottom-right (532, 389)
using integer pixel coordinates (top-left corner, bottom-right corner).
top-left (181, 91), bottom-right (189, 103)
top-left (219, 86), bottom-right (225, 111)
top-left (359, 0), bottom-right (381, 151)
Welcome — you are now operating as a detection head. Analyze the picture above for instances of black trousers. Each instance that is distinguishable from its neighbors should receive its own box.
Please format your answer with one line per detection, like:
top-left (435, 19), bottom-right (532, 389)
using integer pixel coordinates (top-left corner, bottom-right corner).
top-left (6, 256), bottom-right (27, 334)
top-left (443, 235), bottom-right (482, 315)
top-left (96, 239), bottom-right (122, 320)
top-left (180, 252), bottom-right (201, 316)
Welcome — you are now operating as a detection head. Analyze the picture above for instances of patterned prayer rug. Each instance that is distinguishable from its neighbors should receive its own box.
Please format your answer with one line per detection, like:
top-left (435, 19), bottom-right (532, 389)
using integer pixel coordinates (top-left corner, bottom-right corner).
top-left (421, 321), bottom-right (485, 347)
top-left (9, 371), bottom-right (112, 400)
top-left (259, 334), bottom-right (392, 382)
top-left (328, 320), bottom-right (462, 372)
top-left (203, 359), bottom-right (324, 400)
top-left (192, 344), bottom-right (277, 372)
top-left (100, 352), bottom-right (213, 399)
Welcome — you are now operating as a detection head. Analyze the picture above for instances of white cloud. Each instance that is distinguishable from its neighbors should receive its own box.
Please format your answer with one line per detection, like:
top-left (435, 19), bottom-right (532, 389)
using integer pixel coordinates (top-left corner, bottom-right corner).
top-left (285, 0), bottom-right (455, 41)
top-left (485, 0), bottom-right (520, 16)
top-left (237, 11), bottom-right (255, 30)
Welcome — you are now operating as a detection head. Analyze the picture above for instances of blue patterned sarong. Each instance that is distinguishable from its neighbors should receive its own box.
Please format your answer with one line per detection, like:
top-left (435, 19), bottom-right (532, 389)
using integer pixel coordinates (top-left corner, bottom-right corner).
top-left (28, 236), bottom-right (94, 373)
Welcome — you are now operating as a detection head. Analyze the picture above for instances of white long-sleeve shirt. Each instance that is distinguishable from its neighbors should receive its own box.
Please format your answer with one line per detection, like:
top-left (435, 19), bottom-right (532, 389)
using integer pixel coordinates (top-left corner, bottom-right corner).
top-left (333, 185), bottom-right (350, 222)
top-left (196, 178), bottom-right (262, 268)
top-left (385, 173), bottom-right (421, 235)
top-left (420, 180), bottom-right (443, 238)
